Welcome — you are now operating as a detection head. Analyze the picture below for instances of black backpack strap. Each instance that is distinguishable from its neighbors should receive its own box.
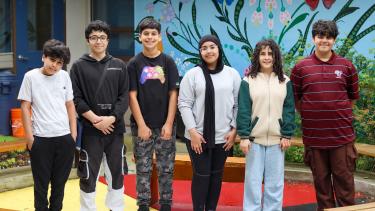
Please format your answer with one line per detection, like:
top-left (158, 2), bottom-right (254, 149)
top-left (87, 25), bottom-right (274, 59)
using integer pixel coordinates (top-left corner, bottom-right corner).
top-left (93, 59), bottom-right (111, 113)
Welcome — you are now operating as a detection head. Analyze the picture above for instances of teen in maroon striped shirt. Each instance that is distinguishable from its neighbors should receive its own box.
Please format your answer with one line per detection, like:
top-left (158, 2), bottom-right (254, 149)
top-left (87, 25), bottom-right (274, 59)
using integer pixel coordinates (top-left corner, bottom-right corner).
top-left (291, 20), bottom-right (359, 210)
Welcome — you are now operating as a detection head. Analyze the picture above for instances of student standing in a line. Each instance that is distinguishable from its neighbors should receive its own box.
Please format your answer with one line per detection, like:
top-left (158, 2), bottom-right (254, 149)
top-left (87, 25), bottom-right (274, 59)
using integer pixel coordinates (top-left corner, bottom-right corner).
top-left (128, 18), bottom-right (179, 211)
top-left (237, 39), bottom-right (295, 211)
top-left (19, 39), bottom-right (76, 211)
top-left (178, 34), bottom-right (241, 211)
top-left (70, 20), bottom-right (129, 211)
top-left (290, 20), bottom-right (359, 211)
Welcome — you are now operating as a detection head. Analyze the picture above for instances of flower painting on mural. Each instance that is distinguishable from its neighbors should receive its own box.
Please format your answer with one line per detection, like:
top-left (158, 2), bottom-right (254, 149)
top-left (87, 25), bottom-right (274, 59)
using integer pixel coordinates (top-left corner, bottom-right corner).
top-left (305, 0), bottom-right (336, 11)
top-left (139, 0), bottom-right (374, 74)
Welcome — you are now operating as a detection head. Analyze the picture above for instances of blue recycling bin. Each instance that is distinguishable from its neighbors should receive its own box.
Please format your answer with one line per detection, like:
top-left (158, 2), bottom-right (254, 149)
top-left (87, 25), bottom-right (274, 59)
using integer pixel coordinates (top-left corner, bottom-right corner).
top-left (0, 70), bottom-right (18, 135)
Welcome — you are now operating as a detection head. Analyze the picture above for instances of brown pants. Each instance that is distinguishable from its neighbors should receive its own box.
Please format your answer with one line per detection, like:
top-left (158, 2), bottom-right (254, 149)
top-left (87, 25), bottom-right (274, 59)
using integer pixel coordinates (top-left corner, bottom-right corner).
top-left (304, 142), bottom-right (358, 211)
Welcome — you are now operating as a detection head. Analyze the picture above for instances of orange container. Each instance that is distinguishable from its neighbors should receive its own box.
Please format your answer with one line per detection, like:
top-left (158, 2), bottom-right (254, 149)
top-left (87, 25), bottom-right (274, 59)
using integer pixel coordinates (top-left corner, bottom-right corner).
top-left (10, 108), bottom-right (25, 137)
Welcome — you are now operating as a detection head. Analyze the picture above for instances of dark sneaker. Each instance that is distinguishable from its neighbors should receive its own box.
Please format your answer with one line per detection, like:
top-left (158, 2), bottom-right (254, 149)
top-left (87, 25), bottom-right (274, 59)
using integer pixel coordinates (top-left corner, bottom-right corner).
top-left (138, 205), bottom-right (150, 211)
top-left (159, 204), bottom-right (171, 211)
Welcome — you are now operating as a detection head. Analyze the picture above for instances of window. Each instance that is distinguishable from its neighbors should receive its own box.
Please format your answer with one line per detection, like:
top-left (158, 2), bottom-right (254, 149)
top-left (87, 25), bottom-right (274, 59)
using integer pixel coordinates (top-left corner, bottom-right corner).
top-left (0, 0), bottom-right (11, 53)
top-left (92, 0), bottom-right (134, 61)
top-left (27, 0), bottom-right (52, 51)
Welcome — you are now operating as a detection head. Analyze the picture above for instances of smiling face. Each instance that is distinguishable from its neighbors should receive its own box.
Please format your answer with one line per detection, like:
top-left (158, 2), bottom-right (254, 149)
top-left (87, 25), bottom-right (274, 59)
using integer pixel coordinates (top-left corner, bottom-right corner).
top-left (87, 30), bottom-right (109, 56)
top-left (41, 55), bottom-right (63, 76)
top-left (313, 34), bottom-right (335, 55)
top-left (139, 28), bottom-right (161, 50)
top-left (259, 45), bottom-right (274, 72)
top-left (200, 41), bottom-right (219, 69)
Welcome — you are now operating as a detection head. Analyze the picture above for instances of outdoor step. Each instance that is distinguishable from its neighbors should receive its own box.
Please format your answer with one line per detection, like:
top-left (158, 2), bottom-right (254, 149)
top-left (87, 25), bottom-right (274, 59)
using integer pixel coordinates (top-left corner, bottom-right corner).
top-left (325, 202), bottom-right (375, 210)
top-left (235, 136), bottom-right (375, 158)
top-left (290, 138), bottom-right (375, 158)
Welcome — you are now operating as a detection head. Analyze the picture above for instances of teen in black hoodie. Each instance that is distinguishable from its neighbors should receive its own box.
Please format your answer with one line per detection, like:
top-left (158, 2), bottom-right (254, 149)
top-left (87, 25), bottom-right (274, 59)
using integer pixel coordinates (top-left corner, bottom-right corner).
top-left (70, 20), bottom-right (129, 211)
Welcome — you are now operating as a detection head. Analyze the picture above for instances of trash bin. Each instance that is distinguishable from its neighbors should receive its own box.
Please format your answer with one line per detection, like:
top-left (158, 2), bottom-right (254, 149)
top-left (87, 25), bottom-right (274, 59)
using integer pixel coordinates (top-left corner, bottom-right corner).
top-left (0, 70), bottom-right (17, 135)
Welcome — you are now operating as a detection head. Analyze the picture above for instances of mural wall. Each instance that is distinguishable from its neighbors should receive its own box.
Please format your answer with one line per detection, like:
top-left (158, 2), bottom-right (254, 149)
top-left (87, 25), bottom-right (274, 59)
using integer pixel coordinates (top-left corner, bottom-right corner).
top-left (134, 0), bottom-right (374, 76)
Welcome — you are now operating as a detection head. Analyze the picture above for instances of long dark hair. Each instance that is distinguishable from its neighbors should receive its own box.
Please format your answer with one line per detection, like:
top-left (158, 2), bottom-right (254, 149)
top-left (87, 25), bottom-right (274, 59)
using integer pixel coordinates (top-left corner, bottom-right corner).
top-left (249, 39), bottom-right (285, 82)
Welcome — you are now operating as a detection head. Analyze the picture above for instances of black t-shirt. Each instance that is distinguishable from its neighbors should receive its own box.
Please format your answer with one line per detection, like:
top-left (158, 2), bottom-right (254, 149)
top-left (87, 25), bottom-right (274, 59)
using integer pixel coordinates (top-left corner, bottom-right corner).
top-left (128, 52), bottom-right (179, 129)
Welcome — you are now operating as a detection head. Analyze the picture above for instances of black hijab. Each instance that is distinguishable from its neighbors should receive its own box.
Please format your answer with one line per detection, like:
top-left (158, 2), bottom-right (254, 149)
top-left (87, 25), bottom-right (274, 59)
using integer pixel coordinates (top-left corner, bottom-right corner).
top-left (198, 35), bottom-right (224, 149)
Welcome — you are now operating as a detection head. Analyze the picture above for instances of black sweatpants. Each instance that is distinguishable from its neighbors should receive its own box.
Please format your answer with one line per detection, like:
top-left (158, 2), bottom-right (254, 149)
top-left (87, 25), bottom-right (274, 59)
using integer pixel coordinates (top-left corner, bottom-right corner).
top-left (78, 133), bottom-right (125, 192)
top-left (186, 139), bottom-right (229, 211)
top-left (29, 134), bottom-right (75, 211)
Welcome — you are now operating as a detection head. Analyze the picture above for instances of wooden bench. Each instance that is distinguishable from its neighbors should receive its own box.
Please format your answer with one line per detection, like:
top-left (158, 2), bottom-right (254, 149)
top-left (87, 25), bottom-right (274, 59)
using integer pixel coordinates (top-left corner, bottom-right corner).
top-left (150, 154), bottom-right (245, 205)
top-left (290, 138), bottom-right (375, 157)
top-left (325, 202), bottom-right (375, 210)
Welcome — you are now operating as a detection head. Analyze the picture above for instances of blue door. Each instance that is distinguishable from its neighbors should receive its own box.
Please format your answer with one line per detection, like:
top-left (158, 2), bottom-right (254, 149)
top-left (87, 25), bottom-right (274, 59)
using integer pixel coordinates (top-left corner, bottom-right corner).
top-left (0, 0), bottom-right (65, 135)
top-left (15, 0), bottom-right (65, 83)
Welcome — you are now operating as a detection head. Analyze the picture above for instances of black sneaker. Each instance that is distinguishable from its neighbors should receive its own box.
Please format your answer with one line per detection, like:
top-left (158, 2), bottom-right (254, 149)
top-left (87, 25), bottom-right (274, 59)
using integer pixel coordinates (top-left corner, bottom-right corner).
top-left (159, 204), bottom-right (171, 211)
top-left (138, 205), bottom-right (150, 211)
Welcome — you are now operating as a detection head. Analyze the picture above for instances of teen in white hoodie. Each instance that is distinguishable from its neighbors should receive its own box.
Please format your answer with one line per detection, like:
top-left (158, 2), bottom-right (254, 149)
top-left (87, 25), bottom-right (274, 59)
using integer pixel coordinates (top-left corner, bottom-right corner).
top-left (237, 39), bottom-right (295, 211)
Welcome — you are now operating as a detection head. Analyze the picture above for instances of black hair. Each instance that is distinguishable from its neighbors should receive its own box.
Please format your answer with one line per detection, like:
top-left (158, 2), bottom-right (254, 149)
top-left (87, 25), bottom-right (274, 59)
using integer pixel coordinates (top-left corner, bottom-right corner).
top-left (42, 39), bottom-right (70, 64)
top-left (139, 18), bottom-right (161, 34)
top-left (312, 20), bottom-right (339, 39)
top-left (198, 34), bottom-right (224, 70)
top-left (85, 20), bottom-right (111, 40)
top-left (249, 39), bottom-right (285, 82)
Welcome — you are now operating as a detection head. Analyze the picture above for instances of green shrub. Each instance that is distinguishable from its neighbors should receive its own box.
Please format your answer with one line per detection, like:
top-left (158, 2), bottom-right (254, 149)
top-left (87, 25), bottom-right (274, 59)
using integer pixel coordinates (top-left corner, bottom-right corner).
top-left (285, 146), bottom-right (304, 163)
top-left (0, 150), bottom-right (30, 169)
top-left (233, 142), bottom-right (245, 157)
top-left (356, 155), bottom-right (375, 172)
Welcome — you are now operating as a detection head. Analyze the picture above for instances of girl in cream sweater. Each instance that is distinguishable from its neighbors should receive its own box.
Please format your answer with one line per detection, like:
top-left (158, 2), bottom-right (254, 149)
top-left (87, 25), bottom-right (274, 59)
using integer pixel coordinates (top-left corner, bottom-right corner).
top-left (237, 39), bottom-right (295, 211)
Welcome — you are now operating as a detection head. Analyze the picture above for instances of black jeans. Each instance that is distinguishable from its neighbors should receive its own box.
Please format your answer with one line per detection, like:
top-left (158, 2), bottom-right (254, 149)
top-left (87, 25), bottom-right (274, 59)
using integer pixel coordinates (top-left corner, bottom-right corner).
top-left (30, 134), bottom-right (75, 211)
top-left (186, 139), bottom-right (228, 211)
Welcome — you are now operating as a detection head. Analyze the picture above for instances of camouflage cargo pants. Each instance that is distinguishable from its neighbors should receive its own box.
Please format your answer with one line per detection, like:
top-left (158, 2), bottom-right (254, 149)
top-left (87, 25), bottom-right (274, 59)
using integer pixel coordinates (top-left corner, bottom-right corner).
top-left (132, 126), bottom-right (176, 206)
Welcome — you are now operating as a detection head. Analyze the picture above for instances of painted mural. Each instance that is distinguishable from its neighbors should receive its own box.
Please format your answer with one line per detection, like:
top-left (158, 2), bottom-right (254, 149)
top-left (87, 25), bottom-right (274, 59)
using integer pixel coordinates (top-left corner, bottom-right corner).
top-left (134, 0), bottom-right (374, 76)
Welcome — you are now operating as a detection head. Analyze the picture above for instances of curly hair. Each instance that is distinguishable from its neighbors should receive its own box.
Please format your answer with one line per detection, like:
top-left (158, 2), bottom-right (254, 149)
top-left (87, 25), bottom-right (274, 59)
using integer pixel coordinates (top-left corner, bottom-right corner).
top-left (249, 39), bottom-right (285, 82)
top-left (312, 20), bottom-right (338, 39)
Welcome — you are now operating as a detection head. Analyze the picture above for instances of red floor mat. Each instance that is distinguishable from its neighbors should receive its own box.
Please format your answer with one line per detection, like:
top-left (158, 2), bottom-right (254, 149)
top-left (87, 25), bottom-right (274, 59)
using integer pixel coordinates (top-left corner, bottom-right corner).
top-left (99, 175), bottom-right (318, 207)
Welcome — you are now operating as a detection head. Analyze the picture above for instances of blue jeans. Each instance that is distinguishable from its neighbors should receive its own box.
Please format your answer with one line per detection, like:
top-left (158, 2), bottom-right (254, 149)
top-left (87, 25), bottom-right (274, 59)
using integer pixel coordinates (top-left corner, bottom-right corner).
top-left (243, 143), bottom-right (285, 211)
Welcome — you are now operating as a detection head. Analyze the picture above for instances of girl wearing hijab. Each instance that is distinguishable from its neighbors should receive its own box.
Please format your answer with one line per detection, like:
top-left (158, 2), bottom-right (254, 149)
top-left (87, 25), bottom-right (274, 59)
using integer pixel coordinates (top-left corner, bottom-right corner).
top-left (178, 35), bottom-right (241, 211)
top-left (237, 39), bottom-right (295, 211)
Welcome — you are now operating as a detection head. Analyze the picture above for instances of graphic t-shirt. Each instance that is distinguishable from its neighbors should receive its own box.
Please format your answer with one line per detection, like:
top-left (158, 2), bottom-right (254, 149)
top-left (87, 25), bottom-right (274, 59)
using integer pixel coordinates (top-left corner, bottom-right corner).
top-left (128, 52), bottom-right (179, 128)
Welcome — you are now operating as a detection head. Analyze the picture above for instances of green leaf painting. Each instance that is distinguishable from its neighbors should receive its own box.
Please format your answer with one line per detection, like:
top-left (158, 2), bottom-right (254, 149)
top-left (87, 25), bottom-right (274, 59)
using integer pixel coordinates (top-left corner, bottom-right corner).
top-left (137, 0), bottom-right (374, 74)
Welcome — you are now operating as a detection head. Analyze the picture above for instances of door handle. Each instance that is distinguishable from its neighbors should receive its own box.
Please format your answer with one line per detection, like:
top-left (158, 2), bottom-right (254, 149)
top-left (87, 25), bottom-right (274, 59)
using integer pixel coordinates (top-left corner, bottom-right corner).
top-left (17, 55), bottom-right (29, 61)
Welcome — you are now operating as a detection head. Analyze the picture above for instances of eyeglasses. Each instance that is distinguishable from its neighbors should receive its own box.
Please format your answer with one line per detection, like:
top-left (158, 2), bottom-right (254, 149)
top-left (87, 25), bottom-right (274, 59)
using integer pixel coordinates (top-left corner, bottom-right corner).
top-left (88, 35), bottom-right (108, 42)
top-left (200, 44), bottom-right (218, 53)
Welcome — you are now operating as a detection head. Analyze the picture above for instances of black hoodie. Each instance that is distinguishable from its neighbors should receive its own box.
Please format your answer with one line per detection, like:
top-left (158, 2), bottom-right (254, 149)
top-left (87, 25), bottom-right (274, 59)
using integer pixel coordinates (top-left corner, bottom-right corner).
top-left (70, 54), bottom-right (129, 135)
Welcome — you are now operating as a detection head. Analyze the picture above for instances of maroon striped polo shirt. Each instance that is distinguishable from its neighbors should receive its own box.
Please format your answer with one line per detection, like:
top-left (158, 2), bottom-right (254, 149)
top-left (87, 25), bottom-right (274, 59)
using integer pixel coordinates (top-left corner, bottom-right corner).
top-left (290, 52), bottom-right (359, 148)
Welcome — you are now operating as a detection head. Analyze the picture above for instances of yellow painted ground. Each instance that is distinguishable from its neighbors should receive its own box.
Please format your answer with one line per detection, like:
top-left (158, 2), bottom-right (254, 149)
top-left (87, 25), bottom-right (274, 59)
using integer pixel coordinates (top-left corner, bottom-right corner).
top-left (0, 179), bottom-right (157, 211)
